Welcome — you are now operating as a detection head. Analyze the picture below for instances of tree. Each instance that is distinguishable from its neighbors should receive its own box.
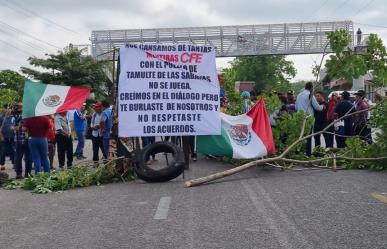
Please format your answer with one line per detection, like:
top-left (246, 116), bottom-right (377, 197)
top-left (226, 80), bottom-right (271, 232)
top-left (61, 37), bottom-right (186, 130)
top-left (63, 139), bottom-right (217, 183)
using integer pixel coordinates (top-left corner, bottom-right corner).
top-left (185, 30), bottom-right (387, 187)
top-left (0, 70), bottom-right (25, 109)
top-left (227, 56), bottom-right (297, 92)
top-left (20, 48), bottom-right (111, 99)
top-left (325, 30), bottom-right (387, 86)
top-left (0, 89), bottom-right (18, 110)
top-left (0, 70), bottom-right (25, 97)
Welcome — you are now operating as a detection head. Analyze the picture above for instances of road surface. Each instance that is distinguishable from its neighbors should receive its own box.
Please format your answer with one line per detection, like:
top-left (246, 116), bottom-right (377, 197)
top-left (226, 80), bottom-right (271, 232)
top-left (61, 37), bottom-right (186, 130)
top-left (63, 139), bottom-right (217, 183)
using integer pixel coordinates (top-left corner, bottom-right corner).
top-left (0, 152), bottom-right (386, 249)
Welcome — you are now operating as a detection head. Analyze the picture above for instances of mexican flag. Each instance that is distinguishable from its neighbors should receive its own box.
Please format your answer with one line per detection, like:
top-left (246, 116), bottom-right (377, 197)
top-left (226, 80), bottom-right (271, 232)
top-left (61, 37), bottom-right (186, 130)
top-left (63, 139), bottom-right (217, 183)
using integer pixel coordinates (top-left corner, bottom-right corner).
top-left (22, 80), bottom-right (90, 118)
top-left (197, 97), bottom-right (275, 159)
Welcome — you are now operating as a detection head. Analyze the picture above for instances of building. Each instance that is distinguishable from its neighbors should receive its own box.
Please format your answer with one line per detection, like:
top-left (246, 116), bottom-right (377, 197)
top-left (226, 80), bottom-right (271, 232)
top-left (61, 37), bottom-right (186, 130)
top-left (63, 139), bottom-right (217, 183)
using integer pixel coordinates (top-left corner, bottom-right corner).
top-left (321, 70), bottom-right (387, 102)
top-left (234, 81), bottom-right (255, 92)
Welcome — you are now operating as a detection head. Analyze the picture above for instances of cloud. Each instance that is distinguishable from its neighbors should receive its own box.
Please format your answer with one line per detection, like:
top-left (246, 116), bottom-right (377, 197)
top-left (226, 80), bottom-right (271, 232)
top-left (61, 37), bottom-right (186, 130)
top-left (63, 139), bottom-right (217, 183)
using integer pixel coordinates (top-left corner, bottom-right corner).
top-left (0, 0), bottom-right (386, 81)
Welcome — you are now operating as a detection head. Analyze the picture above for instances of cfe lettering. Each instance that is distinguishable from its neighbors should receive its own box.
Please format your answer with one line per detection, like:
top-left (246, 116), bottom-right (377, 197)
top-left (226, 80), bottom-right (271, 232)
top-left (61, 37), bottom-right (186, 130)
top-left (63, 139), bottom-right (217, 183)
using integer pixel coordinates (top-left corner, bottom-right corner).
top-left (181, 53), bottom-right (202, 63)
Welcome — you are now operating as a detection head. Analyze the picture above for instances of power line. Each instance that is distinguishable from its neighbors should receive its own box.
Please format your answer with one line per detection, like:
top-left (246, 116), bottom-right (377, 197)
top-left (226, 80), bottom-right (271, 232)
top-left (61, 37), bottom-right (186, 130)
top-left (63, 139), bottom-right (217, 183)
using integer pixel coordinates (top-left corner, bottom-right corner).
top-left (354, 22), bottom-right (387, 30)
top-left (351, 0), bottom-right (377, 19)
top-left (0, 56), bottom-right (28, 65)
top-left (0, 39), bottom-right (35, 56)
top-left (0, 20), bottom-right (61, 49)
top-left (329, 0), bottom-right (352, 18)
top-left (2, 0), bottom-right (80, 35)
top-left (305, 0), bottom-right (330, 20)
top-left (0, 27), bottom-right (47, 52)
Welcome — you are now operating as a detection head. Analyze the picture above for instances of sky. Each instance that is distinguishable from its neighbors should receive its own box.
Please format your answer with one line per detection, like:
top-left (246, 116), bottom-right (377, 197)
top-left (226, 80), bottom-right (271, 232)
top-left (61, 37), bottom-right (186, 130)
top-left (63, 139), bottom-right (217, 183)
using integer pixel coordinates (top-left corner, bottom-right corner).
top-left (0, 0), bottom-right (386, 82)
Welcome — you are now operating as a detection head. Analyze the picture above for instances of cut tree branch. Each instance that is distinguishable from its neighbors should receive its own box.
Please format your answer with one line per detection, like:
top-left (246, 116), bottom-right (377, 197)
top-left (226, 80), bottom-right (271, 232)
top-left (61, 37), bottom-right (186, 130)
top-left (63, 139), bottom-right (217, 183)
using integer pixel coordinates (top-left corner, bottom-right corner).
top-left (185, 97), bottom-right (387, 188)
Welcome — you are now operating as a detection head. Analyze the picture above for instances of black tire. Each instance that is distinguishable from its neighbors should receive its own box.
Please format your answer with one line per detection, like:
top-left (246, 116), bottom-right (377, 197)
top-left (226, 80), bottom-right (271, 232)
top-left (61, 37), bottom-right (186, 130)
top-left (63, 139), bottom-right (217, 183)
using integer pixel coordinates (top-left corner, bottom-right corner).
top-left (135, 141), bottom-right (185, 183)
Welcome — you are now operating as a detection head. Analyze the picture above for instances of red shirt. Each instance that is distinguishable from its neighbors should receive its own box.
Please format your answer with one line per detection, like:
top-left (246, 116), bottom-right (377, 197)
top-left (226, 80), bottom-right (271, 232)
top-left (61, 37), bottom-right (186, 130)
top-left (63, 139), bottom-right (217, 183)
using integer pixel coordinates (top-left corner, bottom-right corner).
top-left (23, 116), bottom-right (50, 138)
top-left (47, 118), bottom-right (56, 141)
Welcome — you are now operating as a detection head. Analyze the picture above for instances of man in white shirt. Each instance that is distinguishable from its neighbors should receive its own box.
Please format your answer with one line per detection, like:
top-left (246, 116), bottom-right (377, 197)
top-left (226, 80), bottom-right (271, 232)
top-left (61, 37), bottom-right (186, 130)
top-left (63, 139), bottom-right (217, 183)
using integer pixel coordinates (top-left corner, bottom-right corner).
top-left (296, 82), bottom-right (325, 156)
top-left (66, 109), bottom-right (76, 139)
top-left (296, 82), bottom-right (324, 115)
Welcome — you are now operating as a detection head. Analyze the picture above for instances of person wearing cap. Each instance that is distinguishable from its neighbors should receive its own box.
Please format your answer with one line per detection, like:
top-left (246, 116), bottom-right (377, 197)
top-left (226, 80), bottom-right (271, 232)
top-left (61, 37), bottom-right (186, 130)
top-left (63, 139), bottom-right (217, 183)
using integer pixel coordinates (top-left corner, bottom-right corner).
top-left (55, 111), bottom-right (73, 169)
top-left (74, 103), bottom-right (88, 160)
top-left (242, 91), bottom-right (252, 113)
top-left (91, 101), bottom-right (106, 162)
top-left (353, 90), bottom-right (369, 141)
top-left (334, 91), bottom-right (355, 148)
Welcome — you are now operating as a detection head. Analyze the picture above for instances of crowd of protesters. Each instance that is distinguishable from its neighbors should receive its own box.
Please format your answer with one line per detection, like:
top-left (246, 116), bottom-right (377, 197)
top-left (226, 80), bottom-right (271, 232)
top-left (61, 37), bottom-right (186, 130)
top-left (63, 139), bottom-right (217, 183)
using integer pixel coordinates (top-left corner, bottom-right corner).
top-left (0, 100), bottom-right (113, 179)
top-left (222, 82), bottom-right (372, 156)
top-left (0, 82), bottom-right (373, 178)
top-left (272, 82), bottom-right (372, 155)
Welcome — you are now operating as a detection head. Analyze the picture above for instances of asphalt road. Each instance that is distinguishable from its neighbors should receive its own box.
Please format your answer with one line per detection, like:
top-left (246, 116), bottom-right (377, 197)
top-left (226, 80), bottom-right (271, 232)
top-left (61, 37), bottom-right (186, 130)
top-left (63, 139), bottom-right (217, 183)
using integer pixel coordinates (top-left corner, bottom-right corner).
top-left (1, 151), bottom-right (387, 249)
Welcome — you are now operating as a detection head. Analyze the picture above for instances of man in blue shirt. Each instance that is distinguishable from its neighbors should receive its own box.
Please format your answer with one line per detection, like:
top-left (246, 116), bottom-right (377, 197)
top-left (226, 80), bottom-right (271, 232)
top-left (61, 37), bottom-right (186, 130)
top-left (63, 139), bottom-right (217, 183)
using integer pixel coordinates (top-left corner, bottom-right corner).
top-left (0, 106), bottom-right (15, 170)
top-left (100, 101), bottom-right (112, 158)
top-left (74, 103), bottom-right (87, 160)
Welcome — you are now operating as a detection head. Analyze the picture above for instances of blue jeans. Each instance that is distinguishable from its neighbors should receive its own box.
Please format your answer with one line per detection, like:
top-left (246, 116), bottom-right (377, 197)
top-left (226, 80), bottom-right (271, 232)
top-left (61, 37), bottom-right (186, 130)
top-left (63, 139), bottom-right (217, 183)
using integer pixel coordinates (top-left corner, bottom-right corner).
top-left (141, 136), bottom-right (155, 147)
top-left (29, 137), bottom-right (50, 174)
top-left (15, 142), bottom-right (32, 177)
top-left (0, 137), bottom-right (15, 165)
top-left (102, 137), bottom-right (110, 158)
top-left (75, 131), bottom-right (85, 156)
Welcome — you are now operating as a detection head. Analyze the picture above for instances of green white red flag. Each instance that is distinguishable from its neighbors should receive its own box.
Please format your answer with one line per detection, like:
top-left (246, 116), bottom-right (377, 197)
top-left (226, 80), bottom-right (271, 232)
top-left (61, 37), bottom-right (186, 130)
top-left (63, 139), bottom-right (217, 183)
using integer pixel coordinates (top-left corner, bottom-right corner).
top-left (197, 97), bottom-right (275, 159)
top-left (22, 80), bottom-right (90, 118)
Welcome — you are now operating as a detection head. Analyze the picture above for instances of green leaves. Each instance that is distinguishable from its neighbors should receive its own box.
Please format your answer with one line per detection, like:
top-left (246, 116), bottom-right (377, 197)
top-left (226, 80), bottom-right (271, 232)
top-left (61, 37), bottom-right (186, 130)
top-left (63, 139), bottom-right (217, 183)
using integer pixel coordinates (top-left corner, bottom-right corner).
top-left (0, 88), bottom-right (18, 109)
top-left (325, 30), bottom-right (387, 87)
top-left (227, 55), bottom-right (296, 92)
top-left (327, 30), bottom-right (352, 55)
top-left (20, 48), bottom-right (110, 98)
top-left (0, 70), bottom-right (25, 107)
top-left (272, 111), bottom-right (314, 157)
top-left (5, 164), bottom-right (133, 194)
top-left (0, 70), bottom-right (25, 97)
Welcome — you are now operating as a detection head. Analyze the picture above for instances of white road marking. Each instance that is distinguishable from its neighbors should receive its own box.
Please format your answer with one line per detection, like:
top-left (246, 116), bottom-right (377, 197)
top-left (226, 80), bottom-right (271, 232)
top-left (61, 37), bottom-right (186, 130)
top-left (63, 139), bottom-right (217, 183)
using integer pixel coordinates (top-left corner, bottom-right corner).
top-left (154, 197), bottom-right (172, 220)
top-left (242, 180), bottom-right (313, 249)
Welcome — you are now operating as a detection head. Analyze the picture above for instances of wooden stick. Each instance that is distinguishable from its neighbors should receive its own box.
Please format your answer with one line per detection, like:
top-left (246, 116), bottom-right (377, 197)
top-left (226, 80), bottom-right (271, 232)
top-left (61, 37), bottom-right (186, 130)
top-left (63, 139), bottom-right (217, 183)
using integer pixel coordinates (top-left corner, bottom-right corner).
top-left (184, 156), bottom-right (280, 187)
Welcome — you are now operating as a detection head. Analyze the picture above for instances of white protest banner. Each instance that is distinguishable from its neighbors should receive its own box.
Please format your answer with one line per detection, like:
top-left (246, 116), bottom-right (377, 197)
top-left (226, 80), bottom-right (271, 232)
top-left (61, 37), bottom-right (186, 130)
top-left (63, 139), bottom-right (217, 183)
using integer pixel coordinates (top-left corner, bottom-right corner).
top-left (118, 43), bottom-right (220, 137)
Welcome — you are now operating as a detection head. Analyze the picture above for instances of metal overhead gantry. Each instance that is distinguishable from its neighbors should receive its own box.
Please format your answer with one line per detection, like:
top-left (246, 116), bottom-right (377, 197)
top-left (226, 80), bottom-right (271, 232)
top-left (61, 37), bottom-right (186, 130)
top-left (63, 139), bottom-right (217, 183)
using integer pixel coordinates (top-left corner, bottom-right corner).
top-left (91, 20), bottom-right (354, 61)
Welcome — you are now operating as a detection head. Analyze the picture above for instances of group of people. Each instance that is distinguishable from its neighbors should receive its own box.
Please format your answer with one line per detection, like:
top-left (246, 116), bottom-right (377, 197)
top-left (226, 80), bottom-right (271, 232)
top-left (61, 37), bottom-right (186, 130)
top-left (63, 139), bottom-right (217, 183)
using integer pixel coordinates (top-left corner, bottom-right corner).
top-left (0, 83), bottom-right (373, 178)
top-left (236, 82), bottom-right (372, 156)
top-left (291, 82), bottom-right (371, 155)
top-left (0, 100), bottom-right (113, 179)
